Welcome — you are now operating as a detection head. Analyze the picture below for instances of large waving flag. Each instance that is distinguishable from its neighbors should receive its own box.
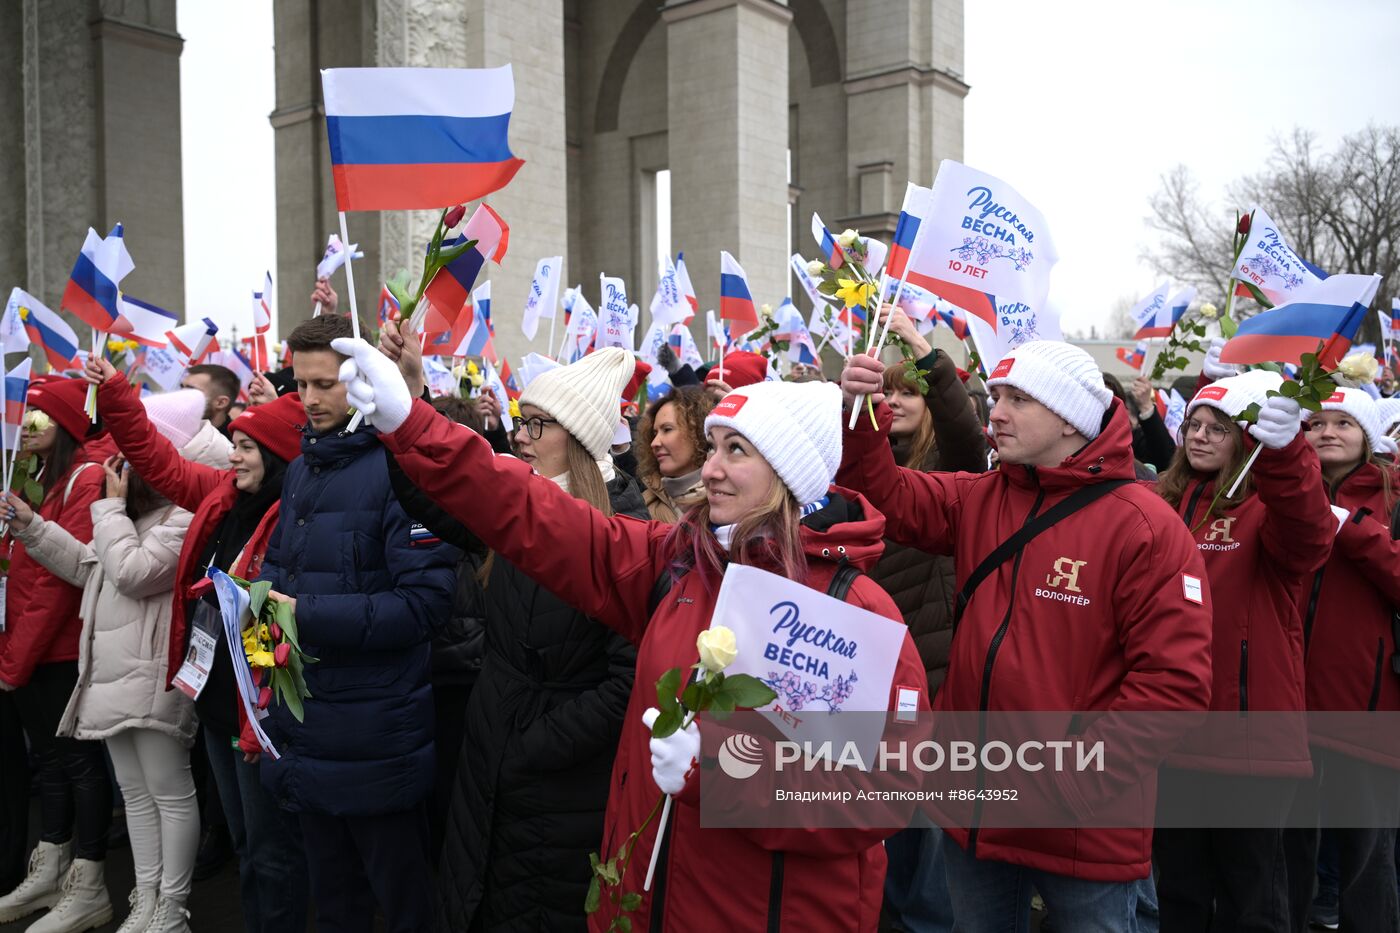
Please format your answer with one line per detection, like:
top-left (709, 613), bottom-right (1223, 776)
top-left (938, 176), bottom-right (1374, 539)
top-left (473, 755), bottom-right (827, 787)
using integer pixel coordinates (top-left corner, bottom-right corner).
top-left (674, 253), bottom-right (699, 322)
top-left (886, 183), bottom-right (933, 281)
top-left (3, 359), bottom-right (31, 454)
top-left (903, 160), bottom-right (1058, 334)
top-left (1220, 273), bottom-right (1381, 368)
top-left (165, 318), bottom-right (219, 368)
top-left (320, 65), bottom-right (525, 211)
top-left (19, 296), bottom-right (81, 371)
top-left (61, 224), bottom-right (135, 333)
top-left (420, 203), bottom-right (510, 332)
top-left (718, 251), bottom-right (757, 331)
top-left (1230, 206), bottom-right (1327, 306)
top-left (811, 214), bottom-right (846, 271)
top-left (115, 296), bottom-right (179, 348)
top-left (1129, 283), bottom-right (1172, 339)
top-left (2, 289), bottom-right (35, 356)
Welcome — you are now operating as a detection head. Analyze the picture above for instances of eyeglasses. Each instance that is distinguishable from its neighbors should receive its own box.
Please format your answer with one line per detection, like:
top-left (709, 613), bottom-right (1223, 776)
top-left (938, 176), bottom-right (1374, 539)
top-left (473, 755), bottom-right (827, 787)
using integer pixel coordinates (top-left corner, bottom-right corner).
top-left (519, 416), bottom-right (559, 440)
top-left (1182, 418), bottom-right (1231, 443)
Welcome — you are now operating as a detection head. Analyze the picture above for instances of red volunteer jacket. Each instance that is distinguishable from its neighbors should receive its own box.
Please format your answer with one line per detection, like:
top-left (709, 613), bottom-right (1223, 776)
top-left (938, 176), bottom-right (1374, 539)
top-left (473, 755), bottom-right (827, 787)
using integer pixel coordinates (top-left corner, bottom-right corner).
top-left (0, 436), bottom-right (116, 686)
top-left (1164, 433), bottom-right (1331, 778)
top-left (98, 377), bottom-right (282, 751)
top-left (838, 398), bottom-right (1214, 883)
top-left (384, 398), bottom-right (931, 933)
top-left (1304, 461), bottom-right (1400, 768)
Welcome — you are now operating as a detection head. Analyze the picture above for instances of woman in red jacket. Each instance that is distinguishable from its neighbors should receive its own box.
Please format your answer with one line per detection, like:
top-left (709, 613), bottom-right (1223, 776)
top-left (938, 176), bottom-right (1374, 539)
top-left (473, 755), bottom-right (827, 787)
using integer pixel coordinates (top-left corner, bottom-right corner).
top-left (1285, 386), bottom-right (1400, 933)
top-left (338, 340), bottom-right (931, 933)
top-left (1152, 369), bottom-right (1334, 933)
top-left (0, 378), bottom-right (117, 930)
top-left (80, 357), bottom-right (310, 933)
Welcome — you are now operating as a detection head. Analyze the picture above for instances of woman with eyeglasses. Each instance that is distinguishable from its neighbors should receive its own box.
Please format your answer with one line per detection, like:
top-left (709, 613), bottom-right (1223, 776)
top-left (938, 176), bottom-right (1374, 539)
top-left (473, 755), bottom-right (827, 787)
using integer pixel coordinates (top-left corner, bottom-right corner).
top-left (1280, 388), bottom-right (1400, 933)
top-left (374, 323), bottom-right (647, 932)
top-left (1151, 369), bottom-right (1334, 933)
top-left (340, 337), bottom-right (929, 933)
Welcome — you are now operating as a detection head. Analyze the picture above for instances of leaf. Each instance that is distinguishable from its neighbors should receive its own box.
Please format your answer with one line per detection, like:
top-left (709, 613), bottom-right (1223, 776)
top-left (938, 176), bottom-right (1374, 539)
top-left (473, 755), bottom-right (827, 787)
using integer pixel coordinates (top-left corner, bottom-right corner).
top-left (1298, 395), bottom-right (1324, 413)
top-left (598, 857), bottom-right (621, 886)
top-left (1241, 281), bottom-right (1273, 308)
top-left (1238, 402), bottom-right (1262, 423)
top-left (584, 876), bottom-right (601, 914)
top-left (620, 893), bottom-right (642, 912)
top-left (680, 683), bottom-right (705, 714)
top-left (1278, 380), bottom-right (1301, 398)
top-left (23, 478), bottom-right (42, 507)
top-left (617, 916), bottom-right (633, 932)
top-left (650, 706), bottom-right (681, 739)
top-left (715, 674), bottom-right (778, 709)
top-left (1219, 315), bottom-right (1238, 339)
top-left (656, 668), bottom-right (682, 713)
top-left (248, 580), bottom-right (272, 620)
top-left (437, 238), bottom-right (479, 264)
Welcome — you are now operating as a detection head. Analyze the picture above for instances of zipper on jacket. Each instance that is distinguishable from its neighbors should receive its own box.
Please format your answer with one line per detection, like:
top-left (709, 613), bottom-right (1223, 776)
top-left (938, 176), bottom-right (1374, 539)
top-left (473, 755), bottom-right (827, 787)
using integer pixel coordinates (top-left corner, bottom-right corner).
top-left (1183, 480), bottom-right (1210, 528)
top-left (1238, 639), bottom-right (1249, 716)
top-left (766, 852), bottom-right (785, 933)
top-left (1369, 638), bottom-right (1385, 712)
top-left (968, 484), bottom-right (1045, 857)
top-left (1302, 567), bottom-right (1327, 652)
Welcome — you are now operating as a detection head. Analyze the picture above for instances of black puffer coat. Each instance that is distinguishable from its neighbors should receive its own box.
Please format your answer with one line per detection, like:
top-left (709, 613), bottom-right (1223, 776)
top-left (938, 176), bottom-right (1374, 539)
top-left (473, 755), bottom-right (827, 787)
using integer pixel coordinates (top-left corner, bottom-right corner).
top-left (869, 349), bottom-right (987, 698)
top-left (426, 472), bottom-right (645, 932)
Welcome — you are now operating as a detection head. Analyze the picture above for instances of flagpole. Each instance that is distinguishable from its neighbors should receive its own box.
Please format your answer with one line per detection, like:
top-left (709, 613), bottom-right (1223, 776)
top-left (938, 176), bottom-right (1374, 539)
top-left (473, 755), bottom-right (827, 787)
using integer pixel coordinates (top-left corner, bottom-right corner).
top-left (85, 328), bottom-right (104, 421)
top-left (338, 212), bottom-right (362, 341)
top-left (1140, 339), bottom-right (1153, 378)
top-left (548, 314), bottom-right (556, 359)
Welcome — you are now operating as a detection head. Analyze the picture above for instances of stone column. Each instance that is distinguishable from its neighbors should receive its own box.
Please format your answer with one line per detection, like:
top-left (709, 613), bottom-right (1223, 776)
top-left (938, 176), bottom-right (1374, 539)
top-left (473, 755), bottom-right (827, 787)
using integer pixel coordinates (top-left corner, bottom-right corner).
top-left (665, 0), bottom-right (791, 318)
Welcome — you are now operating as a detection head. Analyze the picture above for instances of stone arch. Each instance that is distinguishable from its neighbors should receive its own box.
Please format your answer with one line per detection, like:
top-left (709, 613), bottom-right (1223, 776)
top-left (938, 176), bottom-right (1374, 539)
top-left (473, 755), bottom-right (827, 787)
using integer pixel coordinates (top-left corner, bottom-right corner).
top-left (789, 0), bottom-right (841, 86)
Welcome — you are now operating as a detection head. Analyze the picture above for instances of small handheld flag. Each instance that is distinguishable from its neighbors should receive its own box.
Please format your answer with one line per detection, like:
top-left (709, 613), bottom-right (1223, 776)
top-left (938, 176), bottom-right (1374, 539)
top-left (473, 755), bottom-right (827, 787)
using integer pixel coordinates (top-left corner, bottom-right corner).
top-left (1116, 342), bottom-right (1148, 369)
top-left (115, 296), bottom-right (179, 348)
top-left (3, 359), bottom-right (31, 453)
top-left (1219, 273), bottom-right (1380, 369)
top-left (19, 297), bottom-right (81, 371)
top-left (718, 252), bottom-right (757, 331)
top-left (811, 214), bottom-right (846, 271)
top-left (166, 318), bottom-right (220, 368)
top-left (61, 224), bottom-right (135, 334)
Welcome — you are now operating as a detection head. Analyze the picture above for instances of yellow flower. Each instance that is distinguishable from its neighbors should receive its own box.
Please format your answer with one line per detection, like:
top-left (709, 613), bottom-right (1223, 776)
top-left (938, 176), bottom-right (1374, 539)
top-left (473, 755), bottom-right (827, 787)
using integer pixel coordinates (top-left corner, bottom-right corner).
top-left (249, 650), bottom-right (276, 669)
top-left (834, 278), bottom-right (876, 309)
top-left (508, 399), bottom-right (521, 420)
top-left (451, 365), bottom-right (468, 380)
top-left (466, 361), bottom-right (480, 377)
top-left (1198, 303), bottom-right (1218, 320)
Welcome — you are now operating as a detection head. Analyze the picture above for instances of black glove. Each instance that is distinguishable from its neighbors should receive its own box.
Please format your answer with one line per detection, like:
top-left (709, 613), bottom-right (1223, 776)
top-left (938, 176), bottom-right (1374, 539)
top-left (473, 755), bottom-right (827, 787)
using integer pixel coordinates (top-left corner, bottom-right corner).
top-left (656, 344), bottom-right (681, 375)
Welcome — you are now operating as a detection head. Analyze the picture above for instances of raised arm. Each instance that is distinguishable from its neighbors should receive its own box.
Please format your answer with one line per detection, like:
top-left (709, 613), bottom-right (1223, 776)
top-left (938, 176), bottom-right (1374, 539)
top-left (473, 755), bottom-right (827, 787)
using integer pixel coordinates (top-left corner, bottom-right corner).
top-left (923, 349), bottom-right (988, 473)
top-left (1252, 432), bottom-right (1334, 577)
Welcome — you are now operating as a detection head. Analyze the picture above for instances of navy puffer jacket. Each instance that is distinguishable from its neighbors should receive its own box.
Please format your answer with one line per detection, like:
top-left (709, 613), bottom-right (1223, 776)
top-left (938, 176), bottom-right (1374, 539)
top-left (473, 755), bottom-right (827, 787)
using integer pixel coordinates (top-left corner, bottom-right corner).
top-left (257, 425), bottom-right (459, 816)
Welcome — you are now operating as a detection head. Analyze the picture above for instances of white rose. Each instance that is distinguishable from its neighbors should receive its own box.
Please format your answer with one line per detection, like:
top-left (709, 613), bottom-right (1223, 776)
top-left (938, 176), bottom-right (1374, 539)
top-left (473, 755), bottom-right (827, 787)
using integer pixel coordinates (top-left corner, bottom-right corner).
top-left (836, 228), bottom-right (859, 249)
top-left (1198, 303), bottom-right (1218, 320)
top-left (22, 410), bottom-right (51, 433)
top-left (451, 365), bottom-right (468, 380)
top-left (1333, 352), bottom-right (1379, 388)
top-left (806, 260), bottom-right (825, 277)
top-left (696, 626), bottom-right (739, 675)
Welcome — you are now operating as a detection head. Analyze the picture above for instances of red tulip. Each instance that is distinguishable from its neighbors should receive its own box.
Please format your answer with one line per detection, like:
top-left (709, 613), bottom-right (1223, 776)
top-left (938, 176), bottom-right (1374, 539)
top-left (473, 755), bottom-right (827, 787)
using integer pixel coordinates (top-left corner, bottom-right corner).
top-left (444, 204), bottom-right (466, 229)
top-left (1236, 213), bottom-right (1251, 236)
top-left (269, 622), bottom-right (283, 642)
top-left (256, 687), bottom-right (272, 710)
top-left (274, 643), bottom-right (291, 668)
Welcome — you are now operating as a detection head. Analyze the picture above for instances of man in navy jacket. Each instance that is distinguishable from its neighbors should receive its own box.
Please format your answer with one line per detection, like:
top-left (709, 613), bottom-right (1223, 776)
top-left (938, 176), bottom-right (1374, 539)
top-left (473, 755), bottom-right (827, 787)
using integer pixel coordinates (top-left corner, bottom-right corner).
top-left (259, 314), bottom-right (457, 933)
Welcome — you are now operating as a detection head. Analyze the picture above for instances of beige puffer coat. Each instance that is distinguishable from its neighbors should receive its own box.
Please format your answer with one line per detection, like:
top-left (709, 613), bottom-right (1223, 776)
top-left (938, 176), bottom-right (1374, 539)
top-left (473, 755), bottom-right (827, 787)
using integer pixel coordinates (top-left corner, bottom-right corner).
top-left (13, 421), bottom-right (231, 746)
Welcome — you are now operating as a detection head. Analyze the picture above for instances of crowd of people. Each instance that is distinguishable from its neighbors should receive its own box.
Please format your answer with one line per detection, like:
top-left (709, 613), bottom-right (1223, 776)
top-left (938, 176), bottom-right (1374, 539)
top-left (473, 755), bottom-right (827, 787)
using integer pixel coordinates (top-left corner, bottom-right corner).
top-left (0, 286), bottom-right (1396, 933)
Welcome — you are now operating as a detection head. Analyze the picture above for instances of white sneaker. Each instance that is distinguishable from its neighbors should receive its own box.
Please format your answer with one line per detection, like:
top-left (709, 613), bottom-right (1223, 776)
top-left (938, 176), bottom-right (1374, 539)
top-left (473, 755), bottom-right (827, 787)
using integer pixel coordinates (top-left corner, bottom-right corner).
top-left (114, 887), bottom-right (158, 933)
top-left (25, 859), bottom-right (112, 933)
top-left (144, 895), bottom-right (191, 933)
top-left (0, 841), bottom-right (72, 922)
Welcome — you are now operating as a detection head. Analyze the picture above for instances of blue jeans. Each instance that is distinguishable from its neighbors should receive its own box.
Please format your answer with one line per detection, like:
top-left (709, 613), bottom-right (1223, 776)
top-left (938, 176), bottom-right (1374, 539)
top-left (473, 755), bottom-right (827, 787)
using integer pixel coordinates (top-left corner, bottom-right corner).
top-left (940, 832), bottom-right (1140, 933)
top-left (884, 826), bottom-right (955, 932)
top-left (204, 729), bottom-right (308, 933)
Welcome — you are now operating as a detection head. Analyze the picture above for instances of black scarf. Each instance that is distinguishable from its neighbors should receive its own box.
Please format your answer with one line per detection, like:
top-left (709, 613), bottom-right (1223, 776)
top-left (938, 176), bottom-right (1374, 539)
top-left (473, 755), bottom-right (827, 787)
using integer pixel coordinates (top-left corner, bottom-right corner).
top-left (198, 445), bottom-right (289, 574)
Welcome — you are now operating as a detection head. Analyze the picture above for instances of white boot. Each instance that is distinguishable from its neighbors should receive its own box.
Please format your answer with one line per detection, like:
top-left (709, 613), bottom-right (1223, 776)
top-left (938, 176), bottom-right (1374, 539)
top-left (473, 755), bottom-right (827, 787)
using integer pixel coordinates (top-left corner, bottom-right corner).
top-left (25, 859), bottom-right (112, 933)
top-left (0, 841), bottom-right (72, 922)
top-left (114, 887), bottom-right (158, 933)
top-left (144, 894), bottom-right (191, 933)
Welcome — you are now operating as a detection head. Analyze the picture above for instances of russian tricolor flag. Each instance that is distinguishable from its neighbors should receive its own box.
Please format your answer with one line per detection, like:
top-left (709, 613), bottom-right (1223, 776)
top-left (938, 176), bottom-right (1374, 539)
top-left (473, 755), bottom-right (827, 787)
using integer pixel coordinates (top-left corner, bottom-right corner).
top-left (936, 302), bottom-right (970, 341)
top-left (454, 282), bottom-right (495, 360)
top-left (719, 251), bottom-right (758, 331)
top-left (378, 286), bottom-right (400, 327)
top-left (116, 295), bottom-right (179, 348)
top-left (61, 224), bottom-right (134, 333)
top-left (321, 65), bottom-right (525, 211)
top-left (21, 299), bottom-right (81, 371)
top-left (3, 359), bottom-right (31, 453)
top-left (1219, 273), bottom-right (1381, 369)
top-left (811, 214), bottom-right (846, 271)
top-left (423, 203), bottom-right (509, 329)
top-left (1116, 342), bottom-right (1147, 368)
top-left (886, 183), bottom-right (932, 281)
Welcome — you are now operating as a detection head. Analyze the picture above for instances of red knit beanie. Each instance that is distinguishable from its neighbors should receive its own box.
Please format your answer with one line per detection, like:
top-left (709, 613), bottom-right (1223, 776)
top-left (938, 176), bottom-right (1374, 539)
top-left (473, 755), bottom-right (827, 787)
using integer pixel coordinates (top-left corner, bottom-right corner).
top-left (229, 393), bottom-right (306, 464)
top-left (705, 350), bottom-right (767, 388)
top-left (28, 378), bottom-right (99, 442)
top-left (623, 358), bottom-right (652, 401)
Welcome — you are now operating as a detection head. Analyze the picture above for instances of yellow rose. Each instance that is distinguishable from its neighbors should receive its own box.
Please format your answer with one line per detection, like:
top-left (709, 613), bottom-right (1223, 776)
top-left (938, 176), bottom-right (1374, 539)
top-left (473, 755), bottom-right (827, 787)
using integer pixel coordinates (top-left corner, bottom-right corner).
top-left (1198, 303), bottom-right (1218, 320)
top-left (836, 228), bottom-right (859, 249)
top-left (696, 626), bottom-right (739, 674)
top-left (1334, 352), bottom-right (1379, 388)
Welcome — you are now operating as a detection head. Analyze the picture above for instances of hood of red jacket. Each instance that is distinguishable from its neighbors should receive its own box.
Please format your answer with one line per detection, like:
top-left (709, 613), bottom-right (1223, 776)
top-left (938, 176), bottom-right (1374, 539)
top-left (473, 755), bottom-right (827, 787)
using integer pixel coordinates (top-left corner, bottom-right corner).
top-left (797, 486), bottom-right (887, 572)
top-left (1002, 397), bottom-right (1137, 493)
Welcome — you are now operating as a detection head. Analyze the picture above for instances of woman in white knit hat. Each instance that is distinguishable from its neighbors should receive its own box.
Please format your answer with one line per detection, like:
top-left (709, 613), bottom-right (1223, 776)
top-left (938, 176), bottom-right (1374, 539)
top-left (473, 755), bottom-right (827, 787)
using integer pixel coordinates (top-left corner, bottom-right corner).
top-left (339, 336), bottom-right (928, 933)
top-left (2, 389), bottom-right (230, 933)
top-left (1150, 369), bottom-right (1334, 933)
top-left (1281, 387), bottom-right (1400, 933)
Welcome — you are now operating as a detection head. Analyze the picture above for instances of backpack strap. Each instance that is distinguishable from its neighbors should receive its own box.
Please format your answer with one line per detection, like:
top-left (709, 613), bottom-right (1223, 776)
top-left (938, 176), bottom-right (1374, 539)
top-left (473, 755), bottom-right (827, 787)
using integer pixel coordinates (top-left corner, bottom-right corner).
top-left (62, 462), bottom-right (98, 506)
top-left (953, 479), bottom-right (1132, 630)
top-left (1389, 498), bottom-right (1400, 675)
top-left (648, 568), bottom-right (679, 617)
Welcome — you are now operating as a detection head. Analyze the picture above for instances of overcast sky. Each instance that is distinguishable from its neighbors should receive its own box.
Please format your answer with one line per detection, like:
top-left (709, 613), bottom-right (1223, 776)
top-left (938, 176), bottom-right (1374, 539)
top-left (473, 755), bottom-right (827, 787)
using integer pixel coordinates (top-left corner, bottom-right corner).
top-left (180, 0), bottom-right (1400, 340)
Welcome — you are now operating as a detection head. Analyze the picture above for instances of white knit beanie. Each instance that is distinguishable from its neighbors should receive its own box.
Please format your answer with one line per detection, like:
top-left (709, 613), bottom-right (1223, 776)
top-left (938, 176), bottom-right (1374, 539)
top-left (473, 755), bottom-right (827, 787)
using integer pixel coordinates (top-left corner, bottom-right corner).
top-left (985, 341), bottom-right (1113, 440)
top-left (1376, 398), bottom-right (1400, 435)
top-left (704, 381), bottom-right (841, 508)
top-left (1308, 386), bottom-right (1399, 455)
top-left (519, 347), bottom-right (634, 460)
top-left (142, 389), bottom-right (206, 449)
top-left (1187, 370), bottom-right (1283, 422)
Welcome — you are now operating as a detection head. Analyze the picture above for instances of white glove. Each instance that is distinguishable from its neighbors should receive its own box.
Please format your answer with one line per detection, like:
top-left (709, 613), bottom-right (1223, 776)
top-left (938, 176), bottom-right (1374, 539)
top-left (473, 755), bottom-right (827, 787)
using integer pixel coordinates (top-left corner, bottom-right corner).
top-left (1248, 395), bottom-right (1302, 450)
top-left (330, 337), bottom-right (413, 434)
top-left (642, 707), bottom-right (700, 797)
top-left (1330, 505), bottom-right (1349, 535)
top-left (1203, 337), bottom-right (1243, 380)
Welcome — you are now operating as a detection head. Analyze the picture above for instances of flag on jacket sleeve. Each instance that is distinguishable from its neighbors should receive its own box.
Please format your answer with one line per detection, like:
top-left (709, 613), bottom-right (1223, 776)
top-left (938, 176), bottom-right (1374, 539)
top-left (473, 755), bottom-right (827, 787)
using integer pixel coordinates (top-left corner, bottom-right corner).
top-left (718, 252), bottom-right (757, 331)
top-left (1219, 273), bottom-right (1380, 369)
top-left (320, 65), bottom-right (525, 211)
top-left (61, 224), bottom-right (135, 333)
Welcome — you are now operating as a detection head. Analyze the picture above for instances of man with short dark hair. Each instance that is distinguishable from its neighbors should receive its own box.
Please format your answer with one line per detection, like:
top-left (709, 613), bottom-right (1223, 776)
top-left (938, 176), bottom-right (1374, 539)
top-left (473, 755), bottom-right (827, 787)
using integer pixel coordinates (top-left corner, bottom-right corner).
top-left (258, 313), bottom-right (457, 931)
top-left (181, 364), bottom-right (240, 435)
